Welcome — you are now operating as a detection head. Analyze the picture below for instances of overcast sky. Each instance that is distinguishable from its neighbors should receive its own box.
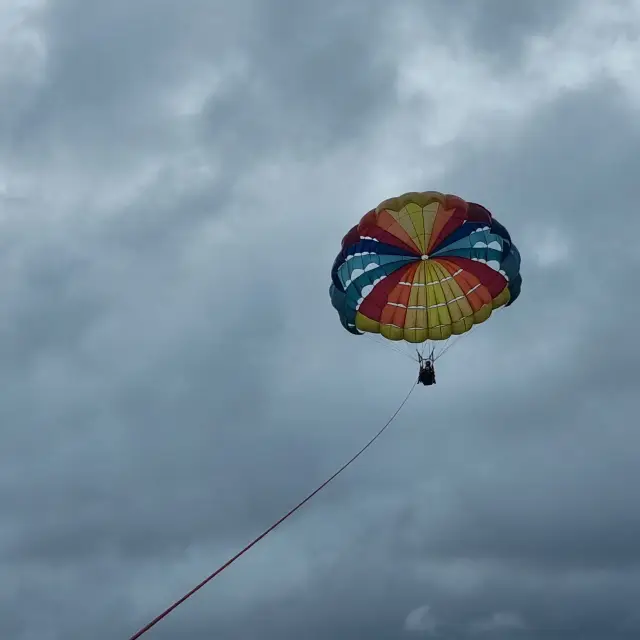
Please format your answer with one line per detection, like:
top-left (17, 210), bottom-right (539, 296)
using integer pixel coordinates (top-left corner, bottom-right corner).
top-left (2, 0), bottom-right (640, 638)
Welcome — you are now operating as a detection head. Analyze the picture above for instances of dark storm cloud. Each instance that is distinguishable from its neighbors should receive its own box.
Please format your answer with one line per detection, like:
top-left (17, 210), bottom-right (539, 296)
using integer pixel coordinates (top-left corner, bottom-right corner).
top-left (437, 0), bottom-right (581, 63)
top-left (198, 0), bottom-right (397, 157)
top-left (0, 2), bottom-right (408, 639)
top-left (13, 0), bottom-right (396, 167)
top-left (2, 1), bottom-right (640, 639)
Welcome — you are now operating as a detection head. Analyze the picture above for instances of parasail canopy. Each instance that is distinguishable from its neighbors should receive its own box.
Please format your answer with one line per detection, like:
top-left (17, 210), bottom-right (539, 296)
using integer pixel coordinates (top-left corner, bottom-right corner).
top-left (330, 191), bottom-right (522, 348)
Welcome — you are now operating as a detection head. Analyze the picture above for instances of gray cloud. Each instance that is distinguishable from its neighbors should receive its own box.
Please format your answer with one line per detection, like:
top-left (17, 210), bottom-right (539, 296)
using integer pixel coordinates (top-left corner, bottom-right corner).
top-left (419, 0), bottom-right (582, 67)
top-left (2, 0), bottom-right (640, 639)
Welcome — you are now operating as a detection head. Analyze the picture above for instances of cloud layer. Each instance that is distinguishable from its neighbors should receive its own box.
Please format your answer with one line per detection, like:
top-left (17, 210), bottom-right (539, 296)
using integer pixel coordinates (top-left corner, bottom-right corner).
top-left (2, 0), bottom-right (640, 638)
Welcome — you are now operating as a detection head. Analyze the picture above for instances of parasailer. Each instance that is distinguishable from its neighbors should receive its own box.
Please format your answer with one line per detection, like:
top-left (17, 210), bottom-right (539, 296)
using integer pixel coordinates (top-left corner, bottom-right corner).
top-left (417, 351), bottom-right (435, 385)
top-left (329, 191), bottom-right (522, 383)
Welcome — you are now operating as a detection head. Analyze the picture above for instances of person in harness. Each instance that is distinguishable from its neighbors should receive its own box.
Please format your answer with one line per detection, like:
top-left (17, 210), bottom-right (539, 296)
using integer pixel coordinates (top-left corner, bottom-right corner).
top-left (417, 351), bottom-right (436, 386)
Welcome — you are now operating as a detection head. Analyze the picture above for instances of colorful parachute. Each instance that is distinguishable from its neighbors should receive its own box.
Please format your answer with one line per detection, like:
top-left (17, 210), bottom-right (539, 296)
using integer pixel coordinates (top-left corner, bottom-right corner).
top-left (330, 191), bottom-right (521, 347)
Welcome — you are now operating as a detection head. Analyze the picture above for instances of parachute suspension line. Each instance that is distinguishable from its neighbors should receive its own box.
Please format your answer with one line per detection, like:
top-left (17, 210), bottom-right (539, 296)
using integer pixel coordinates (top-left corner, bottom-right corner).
top-left (126, 381), bottom-right (417, 640)
top-left (434, 335), bottom-right (453, 360)
top-left (416, 339), bottom-right (429, 363)
top-left (434, 325), bottom-right (476, 362)
top-left (364, 334), bottom-right (418, 362)
top-left (417, 338), bottom-right (438, 364)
